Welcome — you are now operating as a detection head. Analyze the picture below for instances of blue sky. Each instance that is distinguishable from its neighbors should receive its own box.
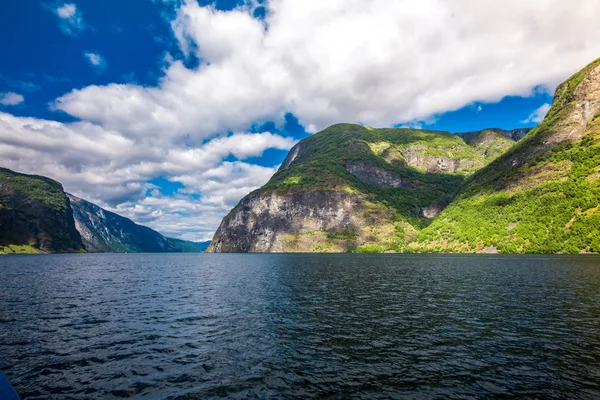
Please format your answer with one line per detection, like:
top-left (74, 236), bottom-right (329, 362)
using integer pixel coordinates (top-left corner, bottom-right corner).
top-left (0, 0), bottom-right (598, 240)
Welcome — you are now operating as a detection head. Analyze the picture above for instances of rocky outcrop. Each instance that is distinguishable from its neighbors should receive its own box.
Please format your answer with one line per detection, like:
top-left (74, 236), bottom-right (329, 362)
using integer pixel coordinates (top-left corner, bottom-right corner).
top-left (345, 161), bottom-right (405, 188)
top-left (400, 145), bottom-right (484, 173)
top-left (460, 130), bottom-right (518, 161)
top-left (420, 205), bottom-right (443, 219)
top-left (278, 141), bottom-right (305, 171)
top-left (478, 59), bottom-right (600, 182)
top-left (207, 190), bottom-right (394, 253)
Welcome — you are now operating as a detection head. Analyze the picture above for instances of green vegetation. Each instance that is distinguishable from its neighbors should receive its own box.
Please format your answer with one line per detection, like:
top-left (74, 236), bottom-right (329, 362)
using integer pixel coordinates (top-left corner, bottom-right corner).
top-left (260, 124), bottom-right (484, 230)
top-left (0, 244), bottom-right (41, 254)
top-left (326, 229), bottom-right (358, 240)
top-left (414, 120), bottom-right (600, 253)
top-left (468, 130), bottom-right (517, 161)
top-left (0, 167), bottom-right (84, 253)
top-left (0, 167), bottom-right (69, 211)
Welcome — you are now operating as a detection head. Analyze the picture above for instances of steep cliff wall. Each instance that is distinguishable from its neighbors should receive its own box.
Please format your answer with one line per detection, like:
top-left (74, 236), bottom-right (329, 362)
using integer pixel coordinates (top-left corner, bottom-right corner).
top-left (69, 194), bottom-right (206, 253)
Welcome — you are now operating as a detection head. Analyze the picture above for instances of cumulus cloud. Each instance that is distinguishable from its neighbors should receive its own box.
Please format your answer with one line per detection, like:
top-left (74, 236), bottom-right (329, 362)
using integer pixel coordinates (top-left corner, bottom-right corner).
top-left (53, 0), bottom-right (600, 139)
top-left (7, 0), bottom-right (600, 240)
top-left (0, 112), bottom-right (295, 240)
top-left (52, 2), bottom-right (86, 36)
top-left (521, 103), bottom-right (552, 124)
top-left (83, 51), bottom-right (107, 74)
top-left (0, 92), bottom-right (24, 106)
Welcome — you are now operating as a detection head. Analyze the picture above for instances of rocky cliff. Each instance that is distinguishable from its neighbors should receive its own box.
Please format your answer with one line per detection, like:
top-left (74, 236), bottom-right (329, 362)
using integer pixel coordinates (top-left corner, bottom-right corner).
top-left (0, 168), bottom-right (84, 254)
top-left (69, 194), bottom-right (206, 253)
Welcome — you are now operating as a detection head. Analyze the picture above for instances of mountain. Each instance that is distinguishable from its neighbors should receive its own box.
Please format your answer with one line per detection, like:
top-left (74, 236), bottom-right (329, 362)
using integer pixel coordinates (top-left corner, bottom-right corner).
top-left (457, 128), bottom-right (532, 144)
top-left (68, 194), bottom-right (206, 253)
top-left (207, 124), bottom-right (521, 253)
top-left (0, 166), bottom-right (206, 254)
top-left (170, 239), bottom-right (212, 252)
top-left (209, 58), bottom-right (600, 254)
top-left (456, 129), bottom-right (530, 161)
top-left (412, 58), bottom-right (600, 253)
top-left (0, 168), bottom-right (84, 254)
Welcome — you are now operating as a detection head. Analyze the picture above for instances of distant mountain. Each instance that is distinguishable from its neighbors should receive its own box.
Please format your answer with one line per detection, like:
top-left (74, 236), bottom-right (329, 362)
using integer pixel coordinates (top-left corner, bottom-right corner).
top-left (193, 241), bottom-right (212, 251)
top-left (457, 128), bottom-right (532, 143)
top-left (68, 194), bottom-right (206, 253)
top-left (0, 168), bottom-right (84, 254)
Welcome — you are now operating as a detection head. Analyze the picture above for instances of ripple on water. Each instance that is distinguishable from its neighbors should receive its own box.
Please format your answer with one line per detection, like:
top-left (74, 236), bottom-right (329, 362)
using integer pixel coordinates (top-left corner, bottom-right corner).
top-left (1, 254), bottom-right (600, 399)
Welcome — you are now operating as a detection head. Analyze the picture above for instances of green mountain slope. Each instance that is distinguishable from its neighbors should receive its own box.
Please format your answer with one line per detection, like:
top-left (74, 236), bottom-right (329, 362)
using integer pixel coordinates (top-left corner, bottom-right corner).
top-left (68, 194), bottom-right (207, 253)
top-left (0, 168), bottom-right (84, 254)
top-left (457, 129), bottom-right (527, 162)
top-left (208, 125), bottom-right (517, 253)
top-left (413, 58), bottom-right (600, 253)
top-left (457, 128), bottom-right (531, 144)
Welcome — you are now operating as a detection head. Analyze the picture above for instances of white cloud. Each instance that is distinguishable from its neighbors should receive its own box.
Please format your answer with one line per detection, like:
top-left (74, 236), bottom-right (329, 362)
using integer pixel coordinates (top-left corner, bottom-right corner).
top-left (83, 52), bottom-right (107, 73)
top-left (56, 3), bottom-right (76, 18)
top-left (53, 2), bottom-right (86, 36)
top-left (0, 92), bottom-right (24, 106)
top-left (522, 103), bottom-right (552, 124)
top-left (0, 112), bottom-right (295, 241)
top-left (53, 0), bottom-right (600, 140)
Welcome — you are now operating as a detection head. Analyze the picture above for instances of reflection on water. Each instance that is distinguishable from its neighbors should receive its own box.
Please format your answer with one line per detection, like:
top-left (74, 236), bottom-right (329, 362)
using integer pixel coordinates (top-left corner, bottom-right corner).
top-left (1, 254), bottom-right (600, 399)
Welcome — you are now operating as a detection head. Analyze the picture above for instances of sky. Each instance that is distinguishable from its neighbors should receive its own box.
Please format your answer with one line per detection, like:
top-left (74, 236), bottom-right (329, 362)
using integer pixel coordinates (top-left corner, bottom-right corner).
top-left (1, 0), bottom-right (600, 241)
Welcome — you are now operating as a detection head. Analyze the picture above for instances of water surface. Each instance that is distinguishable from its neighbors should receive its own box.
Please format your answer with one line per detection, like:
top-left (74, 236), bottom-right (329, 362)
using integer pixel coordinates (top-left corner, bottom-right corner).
top-left (1, 254), bottom-right (600, 399)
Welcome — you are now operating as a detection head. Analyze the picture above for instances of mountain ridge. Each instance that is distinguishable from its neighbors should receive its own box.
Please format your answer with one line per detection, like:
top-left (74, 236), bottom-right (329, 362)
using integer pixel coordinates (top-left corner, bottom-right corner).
top-left (209, 57), bottom-right (600, 253)
top-left (68, 194), bottom-right (207, 253)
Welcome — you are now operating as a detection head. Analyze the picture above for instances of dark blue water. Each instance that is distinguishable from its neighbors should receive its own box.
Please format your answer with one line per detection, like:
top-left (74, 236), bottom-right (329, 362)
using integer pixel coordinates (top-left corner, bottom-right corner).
top-left (1, 254), bottom-right (600, 399)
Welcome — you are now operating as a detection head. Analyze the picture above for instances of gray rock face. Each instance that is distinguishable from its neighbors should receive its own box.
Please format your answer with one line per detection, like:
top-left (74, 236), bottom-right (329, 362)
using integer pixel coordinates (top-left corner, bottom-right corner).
top-left (401, 146), bottom-right (483, 173)
top-left (68, 194), bottom-right (205, 253)
top-left (278, 141), bottom-right (305, 171)
top-left (421, 205), bottom-right (443, 219)
top-left (207, 190), bottom-right (383, 253)
top-left (500, 62), bottom-right (600, 172)
top-left (345, 161), bottom-right (405, 188)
